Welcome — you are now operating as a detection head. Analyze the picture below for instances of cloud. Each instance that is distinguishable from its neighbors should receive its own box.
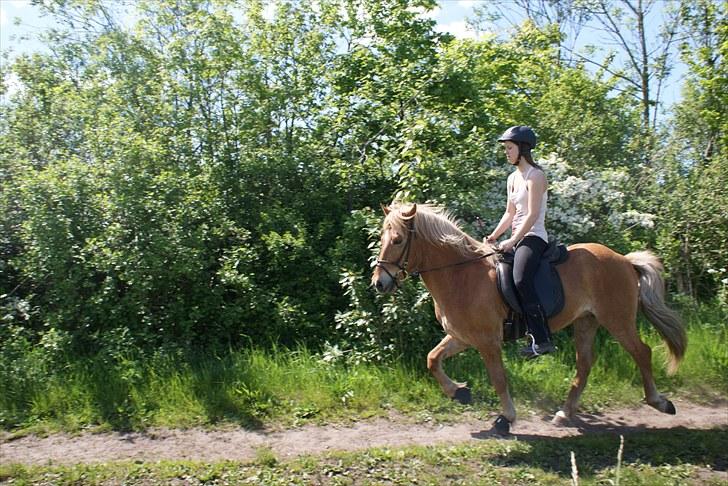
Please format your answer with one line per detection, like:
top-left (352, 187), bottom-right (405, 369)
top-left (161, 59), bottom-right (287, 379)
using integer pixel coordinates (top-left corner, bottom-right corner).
top-left (4, 0), bottom-right (33, 11)
top-left (410, 4), bottom-right (441, 21)
top-left (1, 71), bottom-right (23, 100)
top-left (436, 20), bottom-right (483, 39)
top-left (263, 2), bottom-right (276, 21)
top-left (1, 0), bottom-right (35, 26)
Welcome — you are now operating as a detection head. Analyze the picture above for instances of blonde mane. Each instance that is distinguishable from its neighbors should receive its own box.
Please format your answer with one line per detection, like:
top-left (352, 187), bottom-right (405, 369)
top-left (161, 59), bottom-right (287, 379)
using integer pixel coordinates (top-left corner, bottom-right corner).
top-left (386, 203), bottom-right (497, 264)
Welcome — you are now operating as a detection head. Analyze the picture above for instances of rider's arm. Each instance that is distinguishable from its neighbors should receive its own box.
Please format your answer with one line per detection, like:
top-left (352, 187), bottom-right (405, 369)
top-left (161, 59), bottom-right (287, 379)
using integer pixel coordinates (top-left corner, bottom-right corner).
top-left (486, 198), bottom-right (515, 242)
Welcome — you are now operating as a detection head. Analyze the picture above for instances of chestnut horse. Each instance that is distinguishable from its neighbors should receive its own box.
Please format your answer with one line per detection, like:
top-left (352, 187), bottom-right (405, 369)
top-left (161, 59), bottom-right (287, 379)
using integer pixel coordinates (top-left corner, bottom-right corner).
top-left (371, 203), bottom-right (686, 434)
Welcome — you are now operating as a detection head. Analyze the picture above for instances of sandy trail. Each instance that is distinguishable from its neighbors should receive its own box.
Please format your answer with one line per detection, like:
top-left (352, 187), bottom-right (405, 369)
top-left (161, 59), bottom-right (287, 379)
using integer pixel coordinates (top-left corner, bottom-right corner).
top-left (2, 399), bottom-right (726, 465)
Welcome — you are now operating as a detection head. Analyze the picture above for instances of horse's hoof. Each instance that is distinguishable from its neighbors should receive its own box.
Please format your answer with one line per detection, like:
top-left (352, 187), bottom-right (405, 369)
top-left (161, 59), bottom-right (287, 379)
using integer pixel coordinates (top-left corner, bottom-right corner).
top-left (453, 387), bottom-right (472, 405)
top-left (494, 415), bottom-right (511, 435)
top-left (664, 400), bottom-right (676, 415)
top-left (552, 410), bottom-right (571, 426)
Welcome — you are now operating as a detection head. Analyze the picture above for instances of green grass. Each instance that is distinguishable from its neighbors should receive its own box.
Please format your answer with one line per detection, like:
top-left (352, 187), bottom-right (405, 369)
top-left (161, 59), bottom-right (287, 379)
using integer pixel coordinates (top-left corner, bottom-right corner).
top-left (2, 428), bottom-right (726, 485)
top-left (0, 305), bottom-right (726, 435)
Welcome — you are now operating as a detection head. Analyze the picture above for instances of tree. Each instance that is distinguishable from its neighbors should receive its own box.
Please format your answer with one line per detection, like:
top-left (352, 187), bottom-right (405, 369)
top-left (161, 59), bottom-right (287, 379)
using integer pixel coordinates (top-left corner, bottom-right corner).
top-left (474, 0), bottom-right (686, 147)
top-left (0, 0), bottom-right (673, 361)
top-left (652, 0), bottom-right (727, 298)
top-left (471, 0), bottom-right (591, 66)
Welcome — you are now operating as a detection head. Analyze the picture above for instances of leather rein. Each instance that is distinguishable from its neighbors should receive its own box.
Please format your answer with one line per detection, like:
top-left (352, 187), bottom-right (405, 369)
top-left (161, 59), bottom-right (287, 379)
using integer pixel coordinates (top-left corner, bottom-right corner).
top-left (375, 219), bottom-right (497, 288)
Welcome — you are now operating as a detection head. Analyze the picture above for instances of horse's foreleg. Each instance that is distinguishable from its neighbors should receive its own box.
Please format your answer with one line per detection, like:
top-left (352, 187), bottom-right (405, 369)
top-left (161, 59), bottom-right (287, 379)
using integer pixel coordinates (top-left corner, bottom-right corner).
top-left (427, 335), bottom-right (471, 403)
top-left (554, 315), bottom-right (599, 425)
top-left (476, 344), bottom-right (516, 434)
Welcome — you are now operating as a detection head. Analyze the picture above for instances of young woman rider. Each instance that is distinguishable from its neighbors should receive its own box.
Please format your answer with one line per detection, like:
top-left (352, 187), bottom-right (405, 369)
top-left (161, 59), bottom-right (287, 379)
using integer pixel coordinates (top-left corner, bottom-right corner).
top-left (485, 126), bottom-right (555, 358)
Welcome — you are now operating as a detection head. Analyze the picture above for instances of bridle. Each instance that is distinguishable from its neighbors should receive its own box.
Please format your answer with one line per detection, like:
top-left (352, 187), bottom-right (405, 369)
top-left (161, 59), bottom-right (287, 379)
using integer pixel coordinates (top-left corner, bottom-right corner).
top-left (374, 219), bottom-right (417, 288)
top-left (375, 218), bottom-right (497, 288)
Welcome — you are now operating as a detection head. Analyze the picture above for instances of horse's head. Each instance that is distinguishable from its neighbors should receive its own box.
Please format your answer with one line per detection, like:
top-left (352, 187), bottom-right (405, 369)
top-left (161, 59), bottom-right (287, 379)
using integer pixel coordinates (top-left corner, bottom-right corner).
top-left (371, 203), bottom-right (418, 293)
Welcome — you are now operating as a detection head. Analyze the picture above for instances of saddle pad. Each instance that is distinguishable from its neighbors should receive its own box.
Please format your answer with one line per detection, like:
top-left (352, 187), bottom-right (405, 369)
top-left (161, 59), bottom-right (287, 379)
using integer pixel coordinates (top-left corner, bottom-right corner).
top-left (496, 245), bottom-right (567, 318)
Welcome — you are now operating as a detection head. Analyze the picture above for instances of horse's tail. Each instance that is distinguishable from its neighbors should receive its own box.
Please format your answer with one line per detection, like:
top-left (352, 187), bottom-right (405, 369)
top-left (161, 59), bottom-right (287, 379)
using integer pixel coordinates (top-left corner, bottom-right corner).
top-left (625, 250), bottom-right (687, 375)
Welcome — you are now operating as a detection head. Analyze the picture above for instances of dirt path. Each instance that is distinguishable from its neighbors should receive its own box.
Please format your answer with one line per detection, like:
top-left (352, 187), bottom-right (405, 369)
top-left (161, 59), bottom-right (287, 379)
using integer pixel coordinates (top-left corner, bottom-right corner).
top-left (2, 399), bottom-right (726, 465)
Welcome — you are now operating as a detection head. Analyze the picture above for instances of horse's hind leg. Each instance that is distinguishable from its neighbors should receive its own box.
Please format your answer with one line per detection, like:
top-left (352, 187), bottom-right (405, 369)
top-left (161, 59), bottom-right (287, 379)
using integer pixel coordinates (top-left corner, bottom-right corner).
top-left (427, 334), bottom-right (471, 404)
top-left (554, 315), bottom-right (599, 425)
top-left (602, 314), bottom-right (676, 415)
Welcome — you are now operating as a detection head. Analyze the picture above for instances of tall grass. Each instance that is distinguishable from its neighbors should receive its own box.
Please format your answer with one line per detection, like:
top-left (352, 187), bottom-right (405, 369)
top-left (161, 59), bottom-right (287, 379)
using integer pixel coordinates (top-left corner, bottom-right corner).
top-left (1, 304), bottom-right (725, 433)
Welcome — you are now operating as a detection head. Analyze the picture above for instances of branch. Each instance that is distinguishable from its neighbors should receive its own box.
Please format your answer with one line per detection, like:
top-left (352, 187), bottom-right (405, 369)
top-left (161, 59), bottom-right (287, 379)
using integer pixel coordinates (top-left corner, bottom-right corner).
top-left (592, 0), bottom-right (643, 77)
top-left (560, 44), bottom-right (642, 89)
top-left (650, 6), bottom-right (683, 126)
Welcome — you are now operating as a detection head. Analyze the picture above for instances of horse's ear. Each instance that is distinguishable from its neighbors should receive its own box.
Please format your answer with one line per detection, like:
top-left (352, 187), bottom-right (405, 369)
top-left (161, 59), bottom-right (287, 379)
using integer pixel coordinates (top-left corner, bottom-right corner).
top-left (401, 203), bottom-right (417, 220)
top-left (381, 203), bottom-right (391, 216)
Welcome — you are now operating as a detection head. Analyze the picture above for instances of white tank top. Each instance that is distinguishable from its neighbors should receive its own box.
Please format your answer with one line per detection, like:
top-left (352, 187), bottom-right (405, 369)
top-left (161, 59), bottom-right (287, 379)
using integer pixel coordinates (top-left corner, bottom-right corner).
top-left (508, 167), bottom-right (548, 242)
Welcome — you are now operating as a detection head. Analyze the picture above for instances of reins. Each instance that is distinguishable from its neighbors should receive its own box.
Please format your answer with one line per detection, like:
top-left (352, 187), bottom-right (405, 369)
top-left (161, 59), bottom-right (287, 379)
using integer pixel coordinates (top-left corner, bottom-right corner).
top-left (375, 217), bottom-right (497, 286)
top-left (410, 252), bottom-right (496, 278)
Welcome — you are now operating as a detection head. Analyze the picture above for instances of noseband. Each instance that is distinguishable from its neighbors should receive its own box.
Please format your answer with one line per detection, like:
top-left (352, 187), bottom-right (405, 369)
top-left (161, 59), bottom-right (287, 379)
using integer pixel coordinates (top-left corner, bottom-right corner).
top-left (375, 219), bottom-right (416, 288)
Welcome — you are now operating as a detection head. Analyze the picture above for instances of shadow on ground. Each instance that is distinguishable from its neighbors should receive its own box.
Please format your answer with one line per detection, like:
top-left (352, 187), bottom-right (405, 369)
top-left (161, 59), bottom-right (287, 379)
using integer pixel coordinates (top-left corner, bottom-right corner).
top-left (472, 425), bottom-right (727, 479)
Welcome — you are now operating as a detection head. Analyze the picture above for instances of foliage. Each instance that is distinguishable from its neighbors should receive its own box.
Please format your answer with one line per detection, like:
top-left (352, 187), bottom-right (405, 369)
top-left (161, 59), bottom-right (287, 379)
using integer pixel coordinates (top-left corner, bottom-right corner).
top-left (0, 0), bottom-right (723, 364)
top-left (649, 0), bottom-right (727, 298)
top-left (1, 303), bottom-right (725, 432)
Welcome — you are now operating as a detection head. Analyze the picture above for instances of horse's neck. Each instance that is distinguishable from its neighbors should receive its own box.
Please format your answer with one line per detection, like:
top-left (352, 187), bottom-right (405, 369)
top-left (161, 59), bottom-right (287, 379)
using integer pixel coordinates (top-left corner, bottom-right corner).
top-left (417, 241), bottom-right (495, 304)
top-left (415, 241), bottom-right (458, 271)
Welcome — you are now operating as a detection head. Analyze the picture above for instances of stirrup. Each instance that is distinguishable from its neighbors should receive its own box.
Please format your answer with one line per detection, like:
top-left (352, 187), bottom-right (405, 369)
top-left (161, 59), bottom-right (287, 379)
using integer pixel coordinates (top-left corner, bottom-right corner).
top-left (519, 334), bottom-right (555, 359)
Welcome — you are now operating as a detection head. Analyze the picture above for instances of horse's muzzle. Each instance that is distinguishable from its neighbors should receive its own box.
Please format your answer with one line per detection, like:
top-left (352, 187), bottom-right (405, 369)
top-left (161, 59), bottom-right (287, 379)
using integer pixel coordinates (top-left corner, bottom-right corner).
top-left (372, 270), bottom-right (397, 294)
top-left (373, 278), bottom-right (392, 293)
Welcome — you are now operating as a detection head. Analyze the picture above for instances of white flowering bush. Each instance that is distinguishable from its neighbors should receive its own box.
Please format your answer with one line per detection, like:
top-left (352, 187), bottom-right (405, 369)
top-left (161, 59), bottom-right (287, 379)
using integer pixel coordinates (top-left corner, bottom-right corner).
top-left (539, 153), bottom-right (654, 244)
top-left (707, 268), bottom-right (728, 312)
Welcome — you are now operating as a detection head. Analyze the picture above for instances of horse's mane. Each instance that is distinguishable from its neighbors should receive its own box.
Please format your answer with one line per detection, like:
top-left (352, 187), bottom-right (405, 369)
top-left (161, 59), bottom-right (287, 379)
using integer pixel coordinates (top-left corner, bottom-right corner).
top-left (386, 203), bottom-right (497, 264)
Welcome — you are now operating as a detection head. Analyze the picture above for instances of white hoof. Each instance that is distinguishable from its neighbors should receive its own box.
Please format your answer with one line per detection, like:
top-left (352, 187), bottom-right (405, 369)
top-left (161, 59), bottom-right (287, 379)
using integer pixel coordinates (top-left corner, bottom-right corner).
top-left (551, 410), bottom-right (571, 426)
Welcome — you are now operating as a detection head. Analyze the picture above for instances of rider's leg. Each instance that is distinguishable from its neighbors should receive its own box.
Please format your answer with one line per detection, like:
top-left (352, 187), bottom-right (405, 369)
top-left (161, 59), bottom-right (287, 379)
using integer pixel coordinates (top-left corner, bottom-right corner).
top-left (513, 236), bottom-right (553, 355)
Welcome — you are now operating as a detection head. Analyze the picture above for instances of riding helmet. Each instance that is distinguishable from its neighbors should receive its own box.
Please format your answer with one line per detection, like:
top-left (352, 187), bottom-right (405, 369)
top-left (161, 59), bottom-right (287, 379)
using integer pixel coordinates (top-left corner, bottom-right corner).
top-left (498, 126), bottom-right (537, 150)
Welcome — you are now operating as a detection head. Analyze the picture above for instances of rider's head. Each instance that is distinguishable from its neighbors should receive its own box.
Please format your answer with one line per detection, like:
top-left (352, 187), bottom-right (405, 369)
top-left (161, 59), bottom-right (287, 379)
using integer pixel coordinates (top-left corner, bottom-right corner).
top-left (498, 126), bottom-right (537, 166)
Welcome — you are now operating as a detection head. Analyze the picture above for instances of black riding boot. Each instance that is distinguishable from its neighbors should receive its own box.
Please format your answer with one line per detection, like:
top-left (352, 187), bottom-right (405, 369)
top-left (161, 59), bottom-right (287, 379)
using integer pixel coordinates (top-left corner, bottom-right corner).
top-left (520, 303), bottom-right (555, 358)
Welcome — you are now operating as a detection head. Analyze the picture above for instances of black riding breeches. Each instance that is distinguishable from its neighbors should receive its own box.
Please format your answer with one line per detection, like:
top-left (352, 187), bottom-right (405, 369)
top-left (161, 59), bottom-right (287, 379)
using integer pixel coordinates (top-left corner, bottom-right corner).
top-left (513, 235), bottom-right (547, 306)
top-left (513, 235), bottom-right (551, 343)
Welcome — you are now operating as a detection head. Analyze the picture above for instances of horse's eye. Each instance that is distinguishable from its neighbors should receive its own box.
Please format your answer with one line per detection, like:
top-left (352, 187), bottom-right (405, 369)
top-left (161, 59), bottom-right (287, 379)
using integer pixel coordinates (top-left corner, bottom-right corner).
top-left (391, 233), bottom-right (403, 245)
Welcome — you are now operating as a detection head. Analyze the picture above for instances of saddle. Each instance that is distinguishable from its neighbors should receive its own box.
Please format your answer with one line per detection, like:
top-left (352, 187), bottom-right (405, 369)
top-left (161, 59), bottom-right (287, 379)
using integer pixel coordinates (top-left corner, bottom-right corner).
top-left (496, 240), bottom-right (569, 342)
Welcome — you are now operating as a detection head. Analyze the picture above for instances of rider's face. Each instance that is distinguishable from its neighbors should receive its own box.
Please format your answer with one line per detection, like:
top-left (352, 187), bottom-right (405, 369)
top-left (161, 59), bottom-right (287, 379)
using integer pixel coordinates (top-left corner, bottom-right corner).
top-left (502, 141), bottom-right (519, 165)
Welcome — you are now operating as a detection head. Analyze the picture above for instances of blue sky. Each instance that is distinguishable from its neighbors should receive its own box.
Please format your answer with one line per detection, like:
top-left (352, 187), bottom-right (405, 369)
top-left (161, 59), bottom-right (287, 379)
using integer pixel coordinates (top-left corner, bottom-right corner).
top-left (1, 0), bottom-right (685, 109)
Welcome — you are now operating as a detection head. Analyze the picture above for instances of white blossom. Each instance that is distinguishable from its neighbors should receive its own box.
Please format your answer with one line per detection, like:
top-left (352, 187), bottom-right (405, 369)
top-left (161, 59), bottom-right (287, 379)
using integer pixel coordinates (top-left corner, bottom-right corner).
top-left (535, 153), bottom-right (656, 241)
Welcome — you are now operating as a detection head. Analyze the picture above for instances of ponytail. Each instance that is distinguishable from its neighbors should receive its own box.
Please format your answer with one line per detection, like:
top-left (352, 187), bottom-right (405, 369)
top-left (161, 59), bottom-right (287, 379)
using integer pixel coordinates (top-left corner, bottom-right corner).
top-left (518, 142), bottom-right (542, 170)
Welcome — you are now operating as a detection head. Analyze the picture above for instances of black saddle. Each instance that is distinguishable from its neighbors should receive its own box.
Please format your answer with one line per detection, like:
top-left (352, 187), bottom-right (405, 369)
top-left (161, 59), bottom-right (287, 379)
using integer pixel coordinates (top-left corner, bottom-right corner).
top-left (496, 240), bottom-right (569, 341)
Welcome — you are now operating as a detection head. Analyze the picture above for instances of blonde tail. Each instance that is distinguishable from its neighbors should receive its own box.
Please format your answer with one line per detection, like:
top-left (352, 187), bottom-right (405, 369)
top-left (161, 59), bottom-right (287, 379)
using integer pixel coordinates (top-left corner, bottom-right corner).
top-left (625, 251), bottom-right (687, 375)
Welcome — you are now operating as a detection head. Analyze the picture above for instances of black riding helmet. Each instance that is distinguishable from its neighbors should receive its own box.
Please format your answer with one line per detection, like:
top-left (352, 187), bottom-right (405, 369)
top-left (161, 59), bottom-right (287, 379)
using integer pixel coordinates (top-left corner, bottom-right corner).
top-left (498, 125), bottom-right (537, 149)
top-left (498, 126), bottom-right (537, 165)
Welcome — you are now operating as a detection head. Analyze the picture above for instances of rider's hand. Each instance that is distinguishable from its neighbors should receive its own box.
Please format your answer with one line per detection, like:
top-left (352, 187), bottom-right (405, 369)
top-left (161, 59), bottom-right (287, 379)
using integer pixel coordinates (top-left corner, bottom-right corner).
top-left (499, 238), bottom-right (516, 253)
top-left (484, 234), bottom-right (497, 244)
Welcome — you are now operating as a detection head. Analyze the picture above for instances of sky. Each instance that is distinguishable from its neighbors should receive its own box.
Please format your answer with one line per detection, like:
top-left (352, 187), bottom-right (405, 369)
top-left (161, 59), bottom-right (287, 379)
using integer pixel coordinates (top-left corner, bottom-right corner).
top-left (1, 0), bottom-right (686, 109)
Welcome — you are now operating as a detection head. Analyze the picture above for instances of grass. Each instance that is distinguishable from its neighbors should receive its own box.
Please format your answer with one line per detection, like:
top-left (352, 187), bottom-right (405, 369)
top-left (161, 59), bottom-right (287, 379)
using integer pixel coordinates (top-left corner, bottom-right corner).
top-left (1, 304), bottom-right (726, 484)
top-left (0, 305), bottom-right (726, 435)
top-left (1, 428), bottom-right (726, 485)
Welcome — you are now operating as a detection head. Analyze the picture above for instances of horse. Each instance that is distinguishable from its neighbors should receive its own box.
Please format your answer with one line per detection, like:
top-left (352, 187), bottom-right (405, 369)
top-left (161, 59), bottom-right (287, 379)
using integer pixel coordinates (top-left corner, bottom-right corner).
top-left (371, 202), bottom-right (687, 434)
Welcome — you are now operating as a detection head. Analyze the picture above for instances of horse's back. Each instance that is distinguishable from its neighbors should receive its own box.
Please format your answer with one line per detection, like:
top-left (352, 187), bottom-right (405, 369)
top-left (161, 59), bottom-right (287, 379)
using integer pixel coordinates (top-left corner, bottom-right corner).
top-left (552, 243), bottom-right (640, 329)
